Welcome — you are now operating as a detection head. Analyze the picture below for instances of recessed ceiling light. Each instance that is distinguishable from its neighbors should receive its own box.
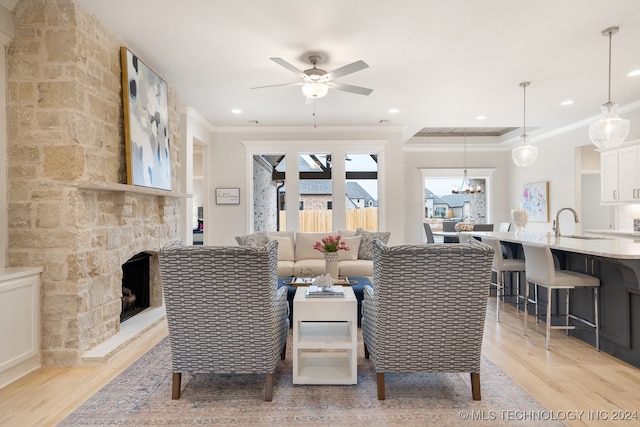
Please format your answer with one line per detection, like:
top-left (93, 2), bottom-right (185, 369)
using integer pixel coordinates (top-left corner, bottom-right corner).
top-left (561, 100), bottom-right (574, 106)
top-left (388, 108), bottom-right (399, 114)
top-left (476, 115), bottom-right (487, 120)
top-left (628, 69), bottom-right (640, 77)
top-left (231, 109), bottom-right (242, 114)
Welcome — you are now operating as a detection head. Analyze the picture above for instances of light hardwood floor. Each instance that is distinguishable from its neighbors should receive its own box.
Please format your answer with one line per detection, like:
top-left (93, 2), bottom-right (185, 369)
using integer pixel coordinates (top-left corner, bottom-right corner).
top-left (1, 300), bottom-right (639, 427)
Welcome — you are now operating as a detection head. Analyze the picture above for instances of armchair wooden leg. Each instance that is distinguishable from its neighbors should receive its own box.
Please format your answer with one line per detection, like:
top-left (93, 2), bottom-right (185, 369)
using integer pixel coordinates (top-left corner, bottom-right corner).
top-left (364, 342), bottom-right (369, 359)
top-left (172, 372), bottom-right (182, 399)
top-left (265, 374), bottom-right (273, 402)
top-left (470, 372), bottom-right (481, 401)
top-left (377, 372), bottom-right (385, 400)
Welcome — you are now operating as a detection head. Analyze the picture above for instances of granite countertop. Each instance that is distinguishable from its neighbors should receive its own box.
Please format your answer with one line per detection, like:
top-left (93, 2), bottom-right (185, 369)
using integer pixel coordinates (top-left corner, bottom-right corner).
top-left (584, 229), bottom-right (640, 239)
top-left (469, 231), bottom-right (640, 259)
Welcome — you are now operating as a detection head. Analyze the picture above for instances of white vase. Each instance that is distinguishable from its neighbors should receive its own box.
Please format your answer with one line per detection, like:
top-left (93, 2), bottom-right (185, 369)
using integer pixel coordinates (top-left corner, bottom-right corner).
top-left (324, 252), bottom-right (339, 280)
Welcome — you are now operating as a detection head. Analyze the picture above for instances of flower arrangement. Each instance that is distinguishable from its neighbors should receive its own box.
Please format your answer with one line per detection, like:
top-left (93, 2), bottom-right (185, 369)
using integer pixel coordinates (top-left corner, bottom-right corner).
top-left (313, 234), bottom-right (350, 252)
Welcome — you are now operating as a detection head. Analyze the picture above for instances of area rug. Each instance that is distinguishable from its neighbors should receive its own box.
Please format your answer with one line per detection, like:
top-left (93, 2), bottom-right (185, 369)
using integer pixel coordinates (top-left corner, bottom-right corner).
top-left (60, 333), bottom-right (564, 426)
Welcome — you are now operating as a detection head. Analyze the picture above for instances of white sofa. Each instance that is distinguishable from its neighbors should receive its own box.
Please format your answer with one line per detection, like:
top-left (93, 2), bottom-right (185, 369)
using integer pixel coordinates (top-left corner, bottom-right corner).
top-left (236, 229), bottom-right (390, 278)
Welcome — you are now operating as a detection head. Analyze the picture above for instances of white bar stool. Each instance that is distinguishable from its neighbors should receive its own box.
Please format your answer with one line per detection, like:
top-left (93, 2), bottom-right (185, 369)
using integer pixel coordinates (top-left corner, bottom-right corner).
top-left (521, 242), bottom-right (600, 350)
top-left (481, 236), bottom-right (525, 322)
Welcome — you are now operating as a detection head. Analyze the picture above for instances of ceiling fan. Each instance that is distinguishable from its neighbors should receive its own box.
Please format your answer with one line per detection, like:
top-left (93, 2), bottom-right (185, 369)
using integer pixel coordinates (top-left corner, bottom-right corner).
top-left (252, 55), bottom-right (373, 99)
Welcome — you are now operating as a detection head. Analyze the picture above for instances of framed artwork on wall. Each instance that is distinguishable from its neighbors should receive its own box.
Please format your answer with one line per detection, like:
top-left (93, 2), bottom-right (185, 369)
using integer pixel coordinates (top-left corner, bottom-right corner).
top-left (121, 47), bottom-right (172, 191)
top-left (216, 188), bottom-right (240, 205)
top-left (522, 181), bottom-right (549, 222)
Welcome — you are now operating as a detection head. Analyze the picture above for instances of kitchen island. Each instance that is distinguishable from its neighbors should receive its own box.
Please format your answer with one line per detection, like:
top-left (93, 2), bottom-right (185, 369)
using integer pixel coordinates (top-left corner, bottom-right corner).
top-left (470, 231), bottom-right (640, 368)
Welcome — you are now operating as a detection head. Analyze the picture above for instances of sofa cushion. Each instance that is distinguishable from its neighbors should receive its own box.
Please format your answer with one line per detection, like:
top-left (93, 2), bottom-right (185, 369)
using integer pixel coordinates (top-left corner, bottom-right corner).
top-left (292, 259), bottom-right (326, 277)
top-left (338, 259), bottom-right (374, 278)
top-left (277, 260), bottom-right (294, 277)
top-left (339, 229), bottom-right (357, 237)
top-left (355, 228), bottom-right (391, 260)
top-left (338, 235), bottom-right (362, 261)
top-left (235, 231), bottom-right (268, 247)
top-left (294, 232), bottom-right (329, 260)
top-left (267, 235), bottom-right (295, 261)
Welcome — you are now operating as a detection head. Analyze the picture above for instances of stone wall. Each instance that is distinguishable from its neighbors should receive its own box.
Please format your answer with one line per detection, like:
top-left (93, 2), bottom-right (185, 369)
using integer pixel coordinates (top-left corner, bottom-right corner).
top-left (252, 155), bottom-right (277, 232)
top-left (469, 179), bottom-right (487, 223)
top-left (6, 0), bottom-right (181, 366)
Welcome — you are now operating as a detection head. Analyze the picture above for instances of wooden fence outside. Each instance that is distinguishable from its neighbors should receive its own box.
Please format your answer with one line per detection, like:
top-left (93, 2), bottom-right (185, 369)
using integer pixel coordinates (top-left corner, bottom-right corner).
top-left (279, 207), bottom-right (379, 232)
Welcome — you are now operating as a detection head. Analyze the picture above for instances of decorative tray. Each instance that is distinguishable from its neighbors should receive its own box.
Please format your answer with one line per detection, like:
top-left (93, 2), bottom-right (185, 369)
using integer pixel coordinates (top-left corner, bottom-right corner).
top-left (283, 277), bottom-right (357, 286)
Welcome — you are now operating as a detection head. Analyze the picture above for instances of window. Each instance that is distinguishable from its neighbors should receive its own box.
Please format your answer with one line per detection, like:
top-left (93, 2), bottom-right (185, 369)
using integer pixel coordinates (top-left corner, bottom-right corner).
top-left (346, 154), bottom-right (378, 231)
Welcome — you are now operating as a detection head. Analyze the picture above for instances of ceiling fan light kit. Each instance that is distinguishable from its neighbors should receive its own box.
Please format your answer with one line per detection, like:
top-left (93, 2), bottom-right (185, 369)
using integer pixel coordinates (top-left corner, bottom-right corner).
top-left (253, 54), bottom-right (373, 100)
top-left (589, 26), bottom-right (630, 149)
top-left (512, 81), bottom-right (538, 167)
top-left (302, 82), bottom-right (328, 98)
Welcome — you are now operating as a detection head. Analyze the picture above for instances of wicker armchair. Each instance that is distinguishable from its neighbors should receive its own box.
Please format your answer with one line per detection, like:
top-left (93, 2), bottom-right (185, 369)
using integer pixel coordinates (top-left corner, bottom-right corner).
top-left (362, 239), bottom-right (493, 400)
top-left (158, 240), bottom-right (289, 401)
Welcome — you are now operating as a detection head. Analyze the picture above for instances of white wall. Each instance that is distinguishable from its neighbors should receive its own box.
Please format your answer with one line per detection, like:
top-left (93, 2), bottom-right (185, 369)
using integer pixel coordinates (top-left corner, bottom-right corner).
top-left (403, 144), bottom-right (512, 244)
top-left (181, 107), bottom-right (640, 246)
top-left (179, 107), bottom-right (213, 244)
top-left (508, 108), bottom-right (640, 235)
top-left (202, 127), bottom-right (405, 246)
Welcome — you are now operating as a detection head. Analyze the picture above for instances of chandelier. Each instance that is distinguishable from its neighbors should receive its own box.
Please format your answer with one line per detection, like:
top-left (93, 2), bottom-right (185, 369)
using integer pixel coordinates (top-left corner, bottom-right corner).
top-left (512, 81), bottom-right (538, 167)
top-left (588, 26), bottom-right (630, 149)
top-left (452, 134), bottom-right (481, 194)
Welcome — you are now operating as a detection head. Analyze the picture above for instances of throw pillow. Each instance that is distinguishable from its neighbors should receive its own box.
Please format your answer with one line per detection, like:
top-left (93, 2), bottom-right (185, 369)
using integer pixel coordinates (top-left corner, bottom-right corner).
top-left (266, 235), bottom-right (295, 261)
top-left (338, 235), bottom-right (362, 261)
top-left (267, 231), bottom-right (295, 249)
top-left (161, 240), bottom-right (185, 250)
top-left (355, 228), bottom-right (391, 260)
top-left (338, 229), bottom-right (357, 237)
top-left (295, 232), bottom-right (331, 260)
top-left (235, 231), bottom-right (268, 247)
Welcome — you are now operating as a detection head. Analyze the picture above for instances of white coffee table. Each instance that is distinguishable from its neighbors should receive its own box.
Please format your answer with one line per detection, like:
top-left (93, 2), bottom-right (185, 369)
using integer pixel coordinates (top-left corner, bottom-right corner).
top-left (292, 285), bottom-right (357, 385)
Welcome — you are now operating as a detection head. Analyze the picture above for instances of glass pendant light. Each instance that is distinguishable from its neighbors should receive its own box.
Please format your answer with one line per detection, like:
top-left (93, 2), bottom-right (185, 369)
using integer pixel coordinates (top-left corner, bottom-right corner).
top-left (512, 81), bottom-right (538, 167)
top-left (589, 27), bottom-right (630, 149)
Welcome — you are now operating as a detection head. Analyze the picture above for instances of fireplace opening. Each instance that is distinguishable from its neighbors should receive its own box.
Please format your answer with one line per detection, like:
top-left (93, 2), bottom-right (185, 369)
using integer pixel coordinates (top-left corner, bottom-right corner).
top-left (121, 252), bottom-right (151, 323)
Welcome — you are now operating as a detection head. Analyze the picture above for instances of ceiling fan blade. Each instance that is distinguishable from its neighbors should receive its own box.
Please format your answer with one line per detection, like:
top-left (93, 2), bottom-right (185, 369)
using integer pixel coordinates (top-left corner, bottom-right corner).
top-left (252, 82), bottom-right (302, 90)
top-left (270, 57), bottom-right (304, 75)
top-left (325, 60), bottom-right (369, 80)
top-left (328, 82), bottom-right (373, 96)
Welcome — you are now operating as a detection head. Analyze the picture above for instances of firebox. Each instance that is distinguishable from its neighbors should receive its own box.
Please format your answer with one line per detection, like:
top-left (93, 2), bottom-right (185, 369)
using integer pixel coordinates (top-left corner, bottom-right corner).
top-left (120, 252), bottom-right (151, 322)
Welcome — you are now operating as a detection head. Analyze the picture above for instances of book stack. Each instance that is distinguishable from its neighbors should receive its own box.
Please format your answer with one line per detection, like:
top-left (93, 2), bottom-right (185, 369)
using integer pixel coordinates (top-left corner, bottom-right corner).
top-left (305, 285), bottom-right (345, 298)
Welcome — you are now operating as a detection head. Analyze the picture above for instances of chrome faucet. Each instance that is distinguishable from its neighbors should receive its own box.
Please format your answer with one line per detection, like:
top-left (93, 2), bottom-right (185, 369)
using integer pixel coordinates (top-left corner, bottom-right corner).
top-left (553, 207), bottom-right (580, 237)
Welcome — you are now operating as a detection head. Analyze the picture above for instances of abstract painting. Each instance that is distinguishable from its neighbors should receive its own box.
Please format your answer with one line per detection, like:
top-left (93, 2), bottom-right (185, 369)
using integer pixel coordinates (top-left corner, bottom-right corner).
top-left (121, 47), bottom-right (172, 190)
top-left (522, 181), bottom-right (549, 222)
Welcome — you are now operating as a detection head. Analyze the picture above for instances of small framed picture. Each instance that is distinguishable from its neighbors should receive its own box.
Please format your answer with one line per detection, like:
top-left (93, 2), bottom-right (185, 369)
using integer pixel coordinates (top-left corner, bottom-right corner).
top-left (216, 188), bottom-right (240, 205)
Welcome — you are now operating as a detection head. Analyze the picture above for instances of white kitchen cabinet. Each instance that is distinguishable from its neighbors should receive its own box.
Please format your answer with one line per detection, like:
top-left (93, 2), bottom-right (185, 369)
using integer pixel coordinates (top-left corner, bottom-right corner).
top-left (600, 150), bottom-right (619, 203)
top-left (618, 145), bottom-right (640, 202)
top-left (0, 268), bottom-right (42, 388)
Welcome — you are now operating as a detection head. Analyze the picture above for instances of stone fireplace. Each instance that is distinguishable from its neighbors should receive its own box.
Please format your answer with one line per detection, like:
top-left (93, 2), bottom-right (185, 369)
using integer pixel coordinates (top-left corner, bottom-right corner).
top-left (6, 0), bottom-right (182, 366)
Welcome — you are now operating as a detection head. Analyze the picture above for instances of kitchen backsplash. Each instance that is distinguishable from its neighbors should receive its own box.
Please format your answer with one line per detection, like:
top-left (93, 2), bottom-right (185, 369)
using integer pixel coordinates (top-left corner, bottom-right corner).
top-left (618, 204), bottom-right (640, 231)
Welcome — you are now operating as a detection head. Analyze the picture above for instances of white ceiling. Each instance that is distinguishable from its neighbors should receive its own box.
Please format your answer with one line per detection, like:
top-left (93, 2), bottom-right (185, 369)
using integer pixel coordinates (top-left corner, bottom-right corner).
top-left (75, 0), bottom-right (640, 144)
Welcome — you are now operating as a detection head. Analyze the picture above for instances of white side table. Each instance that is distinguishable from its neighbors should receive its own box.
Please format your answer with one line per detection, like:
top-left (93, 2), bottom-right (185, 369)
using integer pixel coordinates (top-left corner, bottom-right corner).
top-left (292, 286), bottom-right (357, 385)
